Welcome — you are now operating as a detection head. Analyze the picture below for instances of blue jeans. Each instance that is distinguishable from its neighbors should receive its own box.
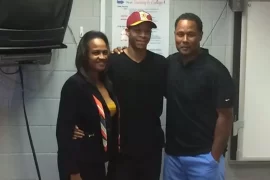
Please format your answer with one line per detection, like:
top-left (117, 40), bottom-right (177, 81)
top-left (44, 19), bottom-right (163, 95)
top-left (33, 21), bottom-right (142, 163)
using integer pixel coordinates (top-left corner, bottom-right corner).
top-left (163, 152), bottom-right (225, 180)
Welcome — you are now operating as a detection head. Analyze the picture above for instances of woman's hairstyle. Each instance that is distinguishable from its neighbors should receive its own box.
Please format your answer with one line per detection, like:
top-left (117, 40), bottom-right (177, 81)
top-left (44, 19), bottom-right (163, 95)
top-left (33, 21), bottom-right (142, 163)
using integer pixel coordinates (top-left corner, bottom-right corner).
top-left (75, 30), bottom-right (110, 72)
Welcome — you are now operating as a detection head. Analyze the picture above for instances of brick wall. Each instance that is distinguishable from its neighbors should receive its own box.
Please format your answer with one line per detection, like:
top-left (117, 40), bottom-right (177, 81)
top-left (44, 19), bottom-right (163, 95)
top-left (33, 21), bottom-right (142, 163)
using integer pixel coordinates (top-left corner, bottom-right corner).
top-left (0, 0), bottom-right (269, 179)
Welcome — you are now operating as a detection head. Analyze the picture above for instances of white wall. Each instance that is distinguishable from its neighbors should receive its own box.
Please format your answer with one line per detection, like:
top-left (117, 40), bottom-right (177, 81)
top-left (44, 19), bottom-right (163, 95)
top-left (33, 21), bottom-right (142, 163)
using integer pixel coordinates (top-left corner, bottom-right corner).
top-left (0, 0), bottom-right (270, 180)
top-left (237, 0), bottom-right (270, 161)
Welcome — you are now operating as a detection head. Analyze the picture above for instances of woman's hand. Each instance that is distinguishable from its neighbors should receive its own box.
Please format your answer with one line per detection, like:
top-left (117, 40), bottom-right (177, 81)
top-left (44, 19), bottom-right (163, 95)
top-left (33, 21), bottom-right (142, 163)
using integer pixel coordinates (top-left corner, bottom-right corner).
top-left (70, 173), bottom-right (82, 180)
top-left (72, 126), bottom-right (85, 139)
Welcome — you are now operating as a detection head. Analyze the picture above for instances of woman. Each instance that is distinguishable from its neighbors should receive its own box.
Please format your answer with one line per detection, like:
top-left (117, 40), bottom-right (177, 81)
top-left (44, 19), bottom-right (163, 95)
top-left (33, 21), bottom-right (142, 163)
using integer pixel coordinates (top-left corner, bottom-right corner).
top-left (56, 30), bottom-right (120, 180)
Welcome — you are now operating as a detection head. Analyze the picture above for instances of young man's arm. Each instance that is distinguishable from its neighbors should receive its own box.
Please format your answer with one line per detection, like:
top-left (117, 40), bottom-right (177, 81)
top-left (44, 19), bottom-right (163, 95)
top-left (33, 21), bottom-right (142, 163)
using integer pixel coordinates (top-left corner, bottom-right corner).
top-left (211, 68), bottom-right (235, 161)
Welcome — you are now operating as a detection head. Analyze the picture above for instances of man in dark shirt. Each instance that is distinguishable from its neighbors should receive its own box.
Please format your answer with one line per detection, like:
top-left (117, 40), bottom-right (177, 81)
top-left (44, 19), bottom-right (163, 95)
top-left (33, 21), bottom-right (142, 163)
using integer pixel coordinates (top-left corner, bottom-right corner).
top-left (107, 11), bottom-right (167, 180)
top-left (163, 13), bottom-right (234, 180)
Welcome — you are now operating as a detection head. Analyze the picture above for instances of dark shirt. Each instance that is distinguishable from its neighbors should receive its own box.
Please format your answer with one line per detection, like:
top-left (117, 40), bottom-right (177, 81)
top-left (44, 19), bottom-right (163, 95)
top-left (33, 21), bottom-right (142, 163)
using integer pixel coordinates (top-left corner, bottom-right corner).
top-left (165, 49), bottom-right (235, 156)
top-left (108, 50), bottom-right (167, 156)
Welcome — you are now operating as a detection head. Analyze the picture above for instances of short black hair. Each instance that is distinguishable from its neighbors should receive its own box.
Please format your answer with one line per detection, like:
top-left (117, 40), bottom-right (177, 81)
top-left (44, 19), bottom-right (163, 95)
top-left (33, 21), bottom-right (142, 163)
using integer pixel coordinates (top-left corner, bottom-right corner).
top-left (75, 30), bottom-right (110, 72)
top-left (174, 13), bottom-right (203, 32)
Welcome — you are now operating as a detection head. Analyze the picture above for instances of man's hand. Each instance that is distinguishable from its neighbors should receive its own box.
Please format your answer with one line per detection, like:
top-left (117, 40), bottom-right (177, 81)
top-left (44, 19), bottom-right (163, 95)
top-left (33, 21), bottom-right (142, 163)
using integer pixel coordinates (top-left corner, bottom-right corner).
top-left (111, 46), bottom-right (127, 54)
top-left (70, 173), bottom-right (82, 180)
top-left (72, 126), bottom-right (85, 140)
top-left (211, 151), bottom-right (219, 162)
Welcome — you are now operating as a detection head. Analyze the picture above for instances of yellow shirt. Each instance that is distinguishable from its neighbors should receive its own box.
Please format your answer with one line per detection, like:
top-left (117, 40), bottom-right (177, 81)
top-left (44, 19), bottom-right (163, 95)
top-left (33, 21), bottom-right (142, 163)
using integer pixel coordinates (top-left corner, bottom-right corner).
top-left (96, 84), bottom-right (117, 117)
top-left (107, 100), bottom-right (117, 117)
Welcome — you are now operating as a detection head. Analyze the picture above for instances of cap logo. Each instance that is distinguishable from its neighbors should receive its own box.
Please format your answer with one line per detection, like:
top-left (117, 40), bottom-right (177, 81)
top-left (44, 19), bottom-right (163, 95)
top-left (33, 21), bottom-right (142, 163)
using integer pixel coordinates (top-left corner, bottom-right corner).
top-left (139, 11), bottom-right (150, 21)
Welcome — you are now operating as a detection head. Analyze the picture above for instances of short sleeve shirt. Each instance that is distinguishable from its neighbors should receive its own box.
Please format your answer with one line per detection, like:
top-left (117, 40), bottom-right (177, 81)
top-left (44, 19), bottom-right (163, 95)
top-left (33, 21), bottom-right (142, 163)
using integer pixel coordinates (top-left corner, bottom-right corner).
top-left (165, 49), bottom-right (235, 156)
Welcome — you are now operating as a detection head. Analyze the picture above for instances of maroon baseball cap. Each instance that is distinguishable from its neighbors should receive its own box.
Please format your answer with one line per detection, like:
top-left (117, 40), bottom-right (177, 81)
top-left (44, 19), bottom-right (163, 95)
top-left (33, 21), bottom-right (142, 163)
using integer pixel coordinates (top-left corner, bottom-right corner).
top-left (126, 11), bottom-right (157, 28)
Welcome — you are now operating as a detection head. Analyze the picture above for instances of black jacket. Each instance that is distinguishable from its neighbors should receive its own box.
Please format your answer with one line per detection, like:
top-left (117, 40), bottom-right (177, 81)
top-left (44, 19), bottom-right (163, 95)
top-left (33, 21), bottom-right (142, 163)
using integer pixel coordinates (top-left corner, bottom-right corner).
top-left (56, 72), bottom-right (120, 177)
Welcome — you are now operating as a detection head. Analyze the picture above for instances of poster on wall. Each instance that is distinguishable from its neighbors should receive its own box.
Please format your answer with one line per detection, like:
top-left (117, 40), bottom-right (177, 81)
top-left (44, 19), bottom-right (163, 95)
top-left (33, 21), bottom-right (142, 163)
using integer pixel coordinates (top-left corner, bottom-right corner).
top-left (112, 0), bottom-right (170, 57)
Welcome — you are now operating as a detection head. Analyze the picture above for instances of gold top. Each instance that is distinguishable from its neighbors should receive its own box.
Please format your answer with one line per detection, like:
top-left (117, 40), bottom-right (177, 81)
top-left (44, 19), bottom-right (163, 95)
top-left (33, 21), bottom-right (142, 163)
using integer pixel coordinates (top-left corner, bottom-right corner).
top-left (107, 101), bottom-right (117, 117)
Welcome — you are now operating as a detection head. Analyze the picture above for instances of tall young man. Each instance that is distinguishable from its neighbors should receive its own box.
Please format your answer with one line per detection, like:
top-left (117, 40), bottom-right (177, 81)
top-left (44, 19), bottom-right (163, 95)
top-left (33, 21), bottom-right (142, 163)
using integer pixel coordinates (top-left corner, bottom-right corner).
top-left (108, 11), bottom-right (167, 180)
top-left (164, 13), bottom-right (234, 180)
